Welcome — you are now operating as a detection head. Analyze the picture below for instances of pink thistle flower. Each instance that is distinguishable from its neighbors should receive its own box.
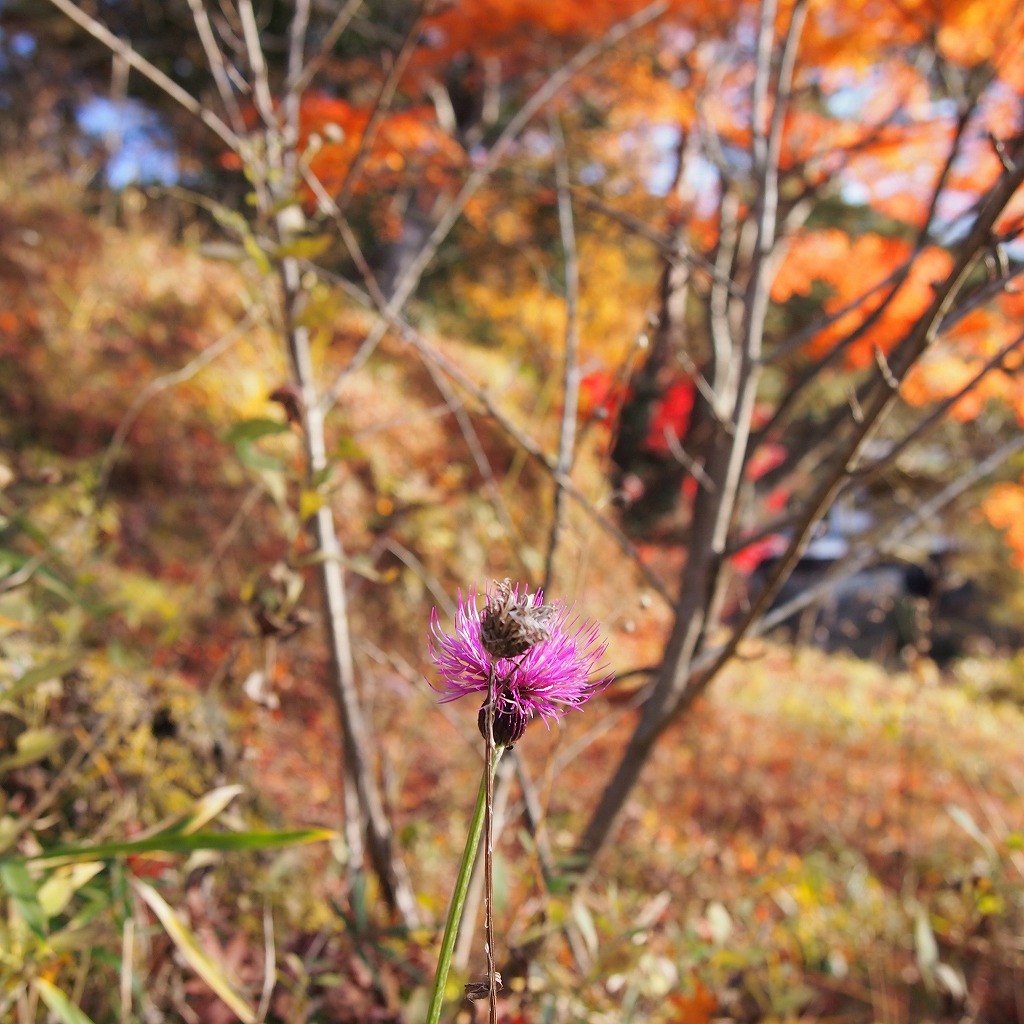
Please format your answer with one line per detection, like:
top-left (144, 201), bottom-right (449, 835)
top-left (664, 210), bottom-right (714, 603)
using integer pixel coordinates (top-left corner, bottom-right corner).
top-left (429, 580), bottom-right (611, 745)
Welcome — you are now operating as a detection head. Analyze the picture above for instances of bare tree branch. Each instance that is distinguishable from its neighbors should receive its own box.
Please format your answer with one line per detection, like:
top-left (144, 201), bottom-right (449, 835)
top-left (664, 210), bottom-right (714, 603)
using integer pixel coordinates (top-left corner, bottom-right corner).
top-left (302, 165), bottom-right (528, 565)
top-left (43, 0), bottom-right (240, 151)
top-left (185, 0), bottom-right (247, 136)
top-left (543, 112), bottom-right (582, 592)
top-left (289, 0), bottom-right (364, 97)
top-left (237, 0), bottom-right (275, 129)
top-left (96, 306), bottom-right (259, 504)
top-left (334, 3), bottom-right (426, 214)
top-left (692, 135), bottom-right (1024, 715)
top-left (320, 0), bottom-right (670, 412)
top-left (301, 259), bottom-right (675, 604)
top-left (738, 432), bottom-right (1024, 649)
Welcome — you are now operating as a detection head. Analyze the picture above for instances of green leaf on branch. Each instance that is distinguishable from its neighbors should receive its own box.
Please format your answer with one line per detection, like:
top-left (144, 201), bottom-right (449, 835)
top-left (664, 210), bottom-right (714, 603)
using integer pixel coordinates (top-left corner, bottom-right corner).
top-left (225, 418), bottom-right (292, 474)
top-left (273, 234), bottom-right (333, 262)
top-left (223, 419), bottom-right (291, 445)
top-left (241, 234), bottom-right (271, 275)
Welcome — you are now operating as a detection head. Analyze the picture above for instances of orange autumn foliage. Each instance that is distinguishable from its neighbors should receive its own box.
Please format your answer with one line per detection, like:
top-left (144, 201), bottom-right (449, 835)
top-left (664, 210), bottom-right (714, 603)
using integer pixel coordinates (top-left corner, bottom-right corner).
top-left (421, 0), bottom-right (1022, 75)
top-left (771, 229), bottom-right (850, 303)
top-left (297, 95), bottom-right (465, 196)
top-left (422, 0), bottom-right (733, 61)
top-left (902, 295), bottom-right (1024, 421)
top-left (981, 480), bottom-right (1024, 570)
top-left (801, 0), bottom-right (1023, 69)
top-left (220, 95), bottom-right (465, 199)
top-left (773, 232), bottom-right (954, 367)
top-left (903, 354), bottom-right (992, 422)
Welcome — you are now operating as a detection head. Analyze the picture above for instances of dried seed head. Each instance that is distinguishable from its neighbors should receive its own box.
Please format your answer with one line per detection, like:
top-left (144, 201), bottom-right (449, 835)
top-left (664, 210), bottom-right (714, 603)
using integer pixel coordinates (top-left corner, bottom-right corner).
top-left (479, 578), bottom-right (555, 659)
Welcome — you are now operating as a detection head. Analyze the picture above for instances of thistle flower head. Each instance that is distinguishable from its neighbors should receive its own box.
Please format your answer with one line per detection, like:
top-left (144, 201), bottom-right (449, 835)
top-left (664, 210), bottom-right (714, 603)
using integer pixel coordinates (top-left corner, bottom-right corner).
top-left (429, 579), bottom-right (611, 744)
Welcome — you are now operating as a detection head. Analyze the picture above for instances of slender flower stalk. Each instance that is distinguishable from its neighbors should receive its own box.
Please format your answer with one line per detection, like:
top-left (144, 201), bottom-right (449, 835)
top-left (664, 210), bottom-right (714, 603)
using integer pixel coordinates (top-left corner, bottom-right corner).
top-left (426, 744), bottom-right (504, 1024)
top-left (426, 580), bottom-right (610, 1022)
top-left (482, 672), bottom-right (499, 1024)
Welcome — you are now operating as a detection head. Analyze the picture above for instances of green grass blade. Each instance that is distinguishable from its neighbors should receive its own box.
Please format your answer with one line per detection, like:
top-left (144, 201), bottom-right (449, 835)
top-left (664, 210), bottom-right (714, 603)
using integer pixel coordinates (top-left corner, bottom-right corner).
top-left (20, 827), bottom-right (334, 864)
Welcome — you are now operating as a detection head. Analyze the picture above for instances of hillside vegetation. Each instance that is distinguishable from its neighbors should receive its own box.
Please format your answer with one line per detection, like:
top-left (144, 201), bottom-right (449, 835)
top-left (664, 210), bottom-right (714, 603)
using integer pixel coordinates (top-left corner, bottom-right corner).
top-left (1, 163), bottom-right (1023, 1023)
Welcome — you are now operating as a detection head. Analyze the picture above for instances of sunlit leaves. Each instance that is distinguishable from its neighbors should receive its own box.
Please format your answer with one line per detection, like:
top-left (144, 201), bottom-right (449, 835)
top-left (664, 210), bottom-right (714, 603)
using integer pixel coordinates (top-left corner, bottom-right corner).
top-left (772, 231), bottom-right (955, 367)
top-left (298, 96), bottom-right (465, 198)
top-left (981, 479), bottom-right (1024, 569)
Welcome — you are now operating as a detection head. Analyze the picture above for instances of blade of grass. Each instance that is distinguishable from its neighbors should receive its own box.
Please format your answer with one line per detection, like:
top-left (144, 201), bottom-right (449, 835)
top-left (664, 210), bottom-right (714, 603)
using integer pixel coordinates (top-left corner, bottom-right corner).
top-left (167, 784), bottom-right (246, 836)
top-left (18, 827), bottom-right (335, 865)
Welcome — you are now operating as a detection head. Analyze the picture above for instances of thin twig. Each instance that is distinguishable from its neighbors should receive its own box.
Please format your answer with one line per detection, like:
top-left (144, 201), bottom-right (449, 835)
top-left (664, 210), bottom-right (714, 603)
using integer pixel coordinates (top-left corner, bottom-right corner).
top-left (709, 0), bottom-right (807, 555)
top-left (43, 0), bottom-right (239, 151)
top-left (695, 136), bottom-right (1024, 701)
top-left (483, 669), bottom-right (498, 1022)
top-left (380, 537), bottom-right (456, 619)
top-left (96, 306), bottom-right (258, 503)
top-left (741, 432), bottom-right (1024, 645)
top-left (707, 183), bottom-right (740, 418)
top-left (289, 0), bottom-right (364, 97)
top-left (852, 327), bottom-right (1024, 480)
top-left (420, 356), bottom-right (529, 566)
top-left (302, 166), bottom-right (528, 565)
top-left (252, 2), bottom-right (422, 926)
top-left (237, 0), bottom-right (275, 129)
top-left (762, 258), bottom-right (911, 366)
top-left (189, 484), bottom-right (265, 603)
top-left (303, 257), bottom-right (675, 604)
top-left (569, 184), bottom-right (744, 296)
top-left (185, 0), bottom-right (247, 135)
top-left (543, 111), bottom-right (582, 592)
top-left (761, 93), bottom-right (985, 439)
top-left (285, 0), bottom-right (312, 100)
top-left (478, 112), bottom-right (585, 964)
top-left (334, 3), bottom-right (426, 214)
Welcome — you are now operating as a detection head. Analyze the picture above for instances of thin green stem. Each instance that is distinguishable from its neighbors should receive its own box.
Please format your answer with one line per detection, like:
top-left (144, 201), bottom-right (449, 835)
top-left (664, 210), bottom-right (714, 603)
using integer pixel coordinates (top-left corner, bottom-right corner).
top-left (426, 746), bottom-right (505, 1024)
top-left (484, 670), bottom-right (499, 1023)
